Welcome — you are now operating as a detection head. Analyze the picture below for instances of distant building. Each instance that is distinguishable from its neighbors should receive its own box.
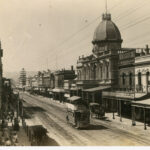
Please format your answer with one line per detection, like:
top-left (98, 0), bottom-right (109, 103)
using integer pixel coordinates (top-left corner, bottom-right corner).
top-left (19, 68), bottom-right (26, 88)
top-left (52, 66), bottom-right (76, 102)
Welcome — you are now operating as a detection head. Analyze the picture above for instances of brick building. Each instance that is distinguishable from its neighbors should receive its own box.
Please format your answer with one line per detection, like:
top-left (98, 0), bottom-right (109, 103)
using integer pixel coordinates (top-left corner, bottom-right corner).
top-left (52, 66), bottom-right (76, 102)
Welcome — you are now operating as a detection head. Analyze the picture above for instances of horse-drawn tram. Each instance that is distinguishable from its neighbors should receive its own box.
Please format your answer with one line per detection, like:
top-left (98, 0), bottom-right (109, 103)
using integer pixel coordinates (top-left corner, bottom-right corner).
top-left (89, 103), bottom-right (105, 119)
top-left (66, 96), bottom-right (90, 129)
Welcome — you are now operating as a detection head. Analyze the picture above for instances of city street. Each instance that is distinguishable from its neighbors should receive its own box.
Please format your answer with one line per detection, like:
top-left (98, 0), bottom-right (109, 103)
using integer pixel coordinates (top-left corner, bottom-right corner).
top-left (20, 92), bottom-right (150, 146)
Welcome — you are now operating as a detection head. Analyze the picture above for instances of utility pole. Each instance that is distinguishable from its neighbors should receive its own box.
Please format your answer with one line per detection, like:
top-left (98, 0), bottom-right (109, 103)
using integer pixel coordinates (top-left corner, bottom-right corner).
top-left (132, 74), bottom-right (136, 126)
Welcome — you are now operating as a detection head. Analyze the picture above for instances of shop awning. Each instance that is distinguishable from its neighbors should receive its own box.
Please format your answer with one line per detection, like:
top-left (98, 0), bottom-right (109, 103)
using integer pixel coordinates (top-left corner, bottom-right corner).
top-left (89, 103), bottom-right (100, 106)
top-left (68, 96), bottom-right (81, 101)
top-left (70, 88), bottom-right (78, 91)
top-left (47, 88), bottom-right (52, 92)
top-left (132, 99), bottom-right (150, 108)
top-left (49, 92), bottom-right (53, 94)
top-left (83, 86), bottom-right (110, 92)
top-left (52, 88), bottom-right (65, 93)
top-left (64, 94), bottom-right (70, 98)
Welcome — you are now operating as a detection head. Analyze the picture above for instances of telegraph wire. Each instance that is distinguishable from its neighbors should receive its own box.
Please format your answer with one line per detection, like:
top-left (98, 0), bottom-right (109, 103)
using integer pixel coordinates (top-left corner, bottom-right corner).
top-left (46, 0), bottom-right (150, 69)
top-left (107, 0), bottom-right (126, 12)
top-left (121, 15), bottom-right (150, 31)
top-left (46, 2), bottom-right (130, 65)
top-left (114, 0), bottom-right (147, 22)
top-left (46, 0), bottom-right (126, 58)
top-left (48, 12), bottom-right (150, 66)
top-left (56, 0), bottom-right (146, 53)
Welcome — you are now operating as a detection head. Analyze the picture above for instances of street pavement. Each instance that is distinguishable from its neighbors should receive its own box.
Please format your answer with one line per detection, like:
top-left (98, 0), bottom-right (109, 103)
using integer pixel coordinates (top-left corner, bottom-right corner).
top-left (20, 92), bottom-right (150, 146)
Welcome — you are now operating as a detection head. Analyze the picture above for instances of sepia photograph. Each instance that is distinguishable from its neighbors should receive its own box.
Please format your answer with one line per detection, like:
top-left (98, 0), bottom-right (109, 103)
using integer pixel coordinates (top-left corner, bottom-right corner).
top-left (0, 0), bottom-right (150, 147)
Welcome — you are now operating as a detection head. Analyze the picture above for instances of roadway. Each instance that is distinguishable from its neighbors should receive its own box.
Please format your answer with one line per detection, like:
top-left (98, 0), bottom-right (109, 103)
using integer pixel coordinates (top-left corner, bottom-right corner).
top-left (20, 92), bottom-right (150, 146)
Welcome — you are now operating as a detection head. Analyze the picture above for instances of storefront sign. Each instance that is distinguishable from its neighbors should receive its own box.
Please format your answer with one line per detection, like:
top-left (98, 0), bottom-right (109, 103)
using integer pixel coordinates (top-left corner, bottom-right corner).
top-left (103, 91), bottom-right (134, 99)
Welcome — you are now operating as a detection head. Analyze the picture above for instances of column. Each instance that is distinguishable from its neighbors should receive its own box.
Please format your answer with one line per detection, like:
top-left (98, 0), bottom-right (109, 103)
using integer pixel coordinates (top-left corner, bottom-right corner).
top-left (92, 93), bottom-right (95, 103)
top-left (132, 106), bottom-right (136, 126)
top-left (112, 99), bottom-right (115, 119)
top-left (86, 92), bottom-right (89, 104)
top-left (144, 107), bottom-right (147, 130)
top-left (117, 100), bottom-right (119, 115)
top-left (77, 90), bottom-right (79, 96)
top-left (119, 100), bottom-right (122, 122)
top-left (59, 93), bottom-right (61, 102)
top-left (82, 92), bottom-right (84, 100)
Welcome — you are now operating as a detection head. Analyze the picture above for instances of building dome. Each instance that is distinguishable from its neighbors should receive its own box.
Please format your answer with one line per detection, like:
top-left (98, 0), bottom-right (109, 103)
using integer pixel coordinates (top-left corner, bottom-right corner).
top-left (92, 13), bottom-right (122, 44)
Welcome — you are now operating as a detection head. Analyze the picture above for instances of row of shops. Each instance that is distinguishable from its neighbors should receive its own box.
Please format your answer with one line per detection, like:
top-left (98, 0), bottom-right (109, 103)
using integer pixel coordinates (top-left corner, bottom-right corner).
top-left (103, 91), bottom-right (150, 130)
top-left (29, 83), bottom-right (150, 130)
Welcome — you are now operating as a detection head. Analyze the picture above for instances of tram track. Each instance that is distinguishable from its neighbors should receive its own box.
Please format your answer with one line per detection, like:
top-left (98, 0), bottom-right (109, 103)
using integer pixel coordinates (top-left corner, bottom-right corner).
top-left (22, 93), bottom-right (93, 145)
top-left (22, 93), bottom-right (150, 145)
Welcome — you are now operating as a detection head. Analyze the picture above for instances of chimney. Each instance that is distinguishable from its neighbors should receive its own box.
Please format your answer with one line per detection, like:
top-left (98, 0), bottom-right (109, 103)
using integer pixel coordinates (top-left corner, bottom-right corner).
top-left (140, 49), bottom-right (145, 56)
top-left (145, 44), bottom-right (149, 54)
top-left (71, 65), bottom-right (73, 71)
top-left (82, 55), bottom-right (84, 58)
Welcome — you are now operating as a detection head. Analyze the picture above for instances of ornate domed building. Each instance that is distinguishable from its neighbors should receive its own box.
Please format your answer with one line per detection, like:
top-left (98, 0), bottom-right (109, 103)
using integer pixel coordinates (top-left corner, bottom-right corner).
top-left (76, 13), bottom-right (122, 89)
top-left (75, 13), bottom-right (124, 103)
top-left (92, 13), bottom-right (122, 55)
top-left (74, 12), bottom-right (150, 125)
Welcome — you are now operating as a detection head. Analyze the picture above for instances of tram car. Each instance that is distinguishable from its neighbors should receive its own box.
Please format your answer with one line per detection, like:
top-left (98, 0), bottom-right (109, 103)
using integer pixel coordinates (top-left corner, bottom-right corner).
top-left (66, 96), bottom-right (90, 129)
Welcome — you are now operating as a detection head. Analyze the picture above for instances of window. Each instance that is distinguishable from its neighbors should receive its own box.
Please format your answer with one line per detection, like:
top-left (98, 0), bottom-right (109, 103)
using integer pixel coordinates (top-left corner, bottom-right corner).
top-left (86, 66), bottom-right (90, 80)
top-left (93, 64), bottom-right (96, 80)
top-left (100, 66), bottom-right (103, 79)
top-left (146, 72), bottom-right (150, 85)
top-left (106, 64), bottom-right (109, 79)
top-left (122, 73), bottom-right (126, 85)
top-left (83, 67), bottom-right (86, 80)
top-left (138, 72), bottom-right (142, 86)
top-left (78, 71), bottom-right (81, 80)
top-left (129, 73), bottom-right (133, 86)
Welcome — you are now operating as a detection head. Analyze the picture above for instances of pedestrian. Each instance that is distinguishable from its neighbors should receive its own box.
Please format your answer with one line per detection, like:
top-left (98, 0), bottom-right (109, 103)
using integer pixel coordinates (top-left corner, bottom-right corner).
top-left (14, 141), bottom-right (19, 146)
top-left (5, 138), bottom-right (11, 146)
top-left (12, 132), bottom-right (18, 143)
top-left (10, 115), bottom-right (13, 122)
top-left (31, 138), bottom-right (37, 146)
top-left (1, 136), bottom-right (5, 145)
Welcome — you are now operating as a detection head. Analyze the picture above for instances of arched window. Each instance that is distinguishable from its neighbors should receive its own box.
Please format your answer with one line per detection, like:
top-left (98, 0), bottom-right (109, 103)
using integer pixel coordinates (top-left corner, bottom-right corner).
top-left (138, 72), bottom-right (142, 86)
top-left (106, 63), bottom-right (109, 79)
top-left (129, 73), bottom-right (133, 87)
top-left (93, 64), bottom-right (96, 80)
top-left (122, 73), bottom-right (126, 85)
top-left (86, 66), bottom-right (90, 80)
top-left (100, 66), bottom-right (103, 79)
top-left (96, 65), bottom-right (99, 80)
top-left (146, 72), bottom-right (149, 85)
top-left (84, 67), bottom-right (86, 80)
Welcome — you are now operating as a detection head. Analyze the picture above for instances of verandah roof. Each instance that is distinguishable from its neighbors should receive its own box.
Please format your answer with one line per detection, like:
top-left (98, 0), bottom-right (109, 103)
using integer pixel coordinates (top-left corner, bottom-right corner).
top-left (83, 86), bottom-right (110, 92)
top-left (132, 98), bottom-right (150, 108)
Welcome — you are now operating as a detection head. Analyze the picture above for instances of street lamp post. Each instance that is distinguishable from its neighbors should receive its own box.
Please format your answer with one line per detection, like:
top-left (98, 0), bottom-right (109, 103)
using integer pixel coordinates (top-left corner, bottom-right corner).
top-left (132, 75), bottom-right (136, 126)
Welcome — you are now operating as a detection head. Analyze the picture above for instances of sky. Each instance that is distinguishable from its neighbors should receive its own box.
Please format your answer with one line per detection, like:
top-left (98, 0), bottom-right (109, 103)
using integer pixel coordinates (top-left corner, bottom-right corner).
top-left (0, 0), bottom-right (150, 73)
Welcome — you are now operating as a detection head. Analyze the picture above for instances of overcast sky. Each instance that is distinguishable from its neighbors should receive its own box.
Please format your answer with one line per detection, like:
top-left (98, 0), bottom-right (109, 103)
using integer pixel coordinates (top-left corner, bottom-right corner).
top-left (0, 0), bottom-right (150, 73)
